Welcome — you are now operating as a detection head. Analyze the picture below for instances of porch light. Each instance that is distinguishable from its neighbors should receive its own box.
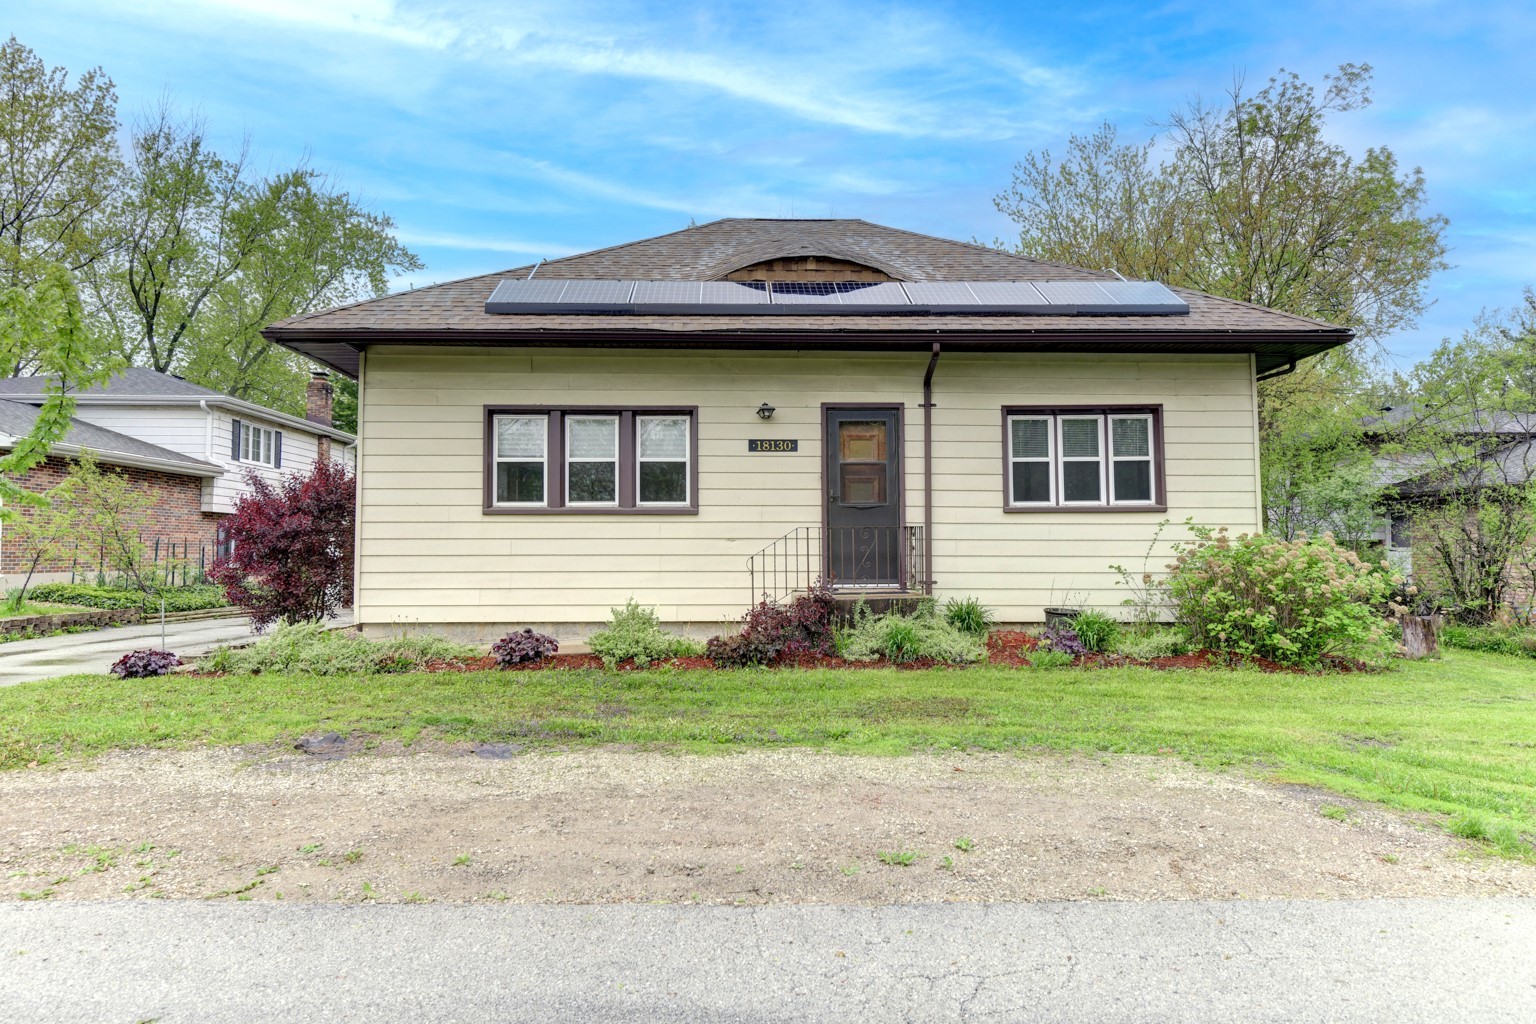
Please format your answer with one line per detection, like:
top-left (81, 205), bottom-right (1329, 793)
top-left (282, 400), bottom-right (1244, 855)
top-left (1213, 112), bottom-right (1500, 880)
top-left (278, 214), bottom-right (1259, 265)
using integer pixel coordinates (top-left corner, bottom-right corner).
top-left (757, 402), bottom-right (775, 420)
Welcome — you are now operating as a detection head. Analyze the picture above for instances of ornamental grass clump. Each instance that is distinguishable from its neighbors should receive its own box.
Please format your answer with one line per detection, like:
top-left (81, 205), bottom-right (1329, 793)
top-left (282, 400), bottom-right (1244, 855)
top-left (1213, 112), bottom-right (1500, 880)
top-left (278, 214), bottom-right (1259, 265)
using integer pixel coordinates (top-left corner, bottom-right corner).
top-left (1067, 610), bottom-right (1120, 653)
top-left (1166, 526), bottom-right (1398, 667)
top-left (491, 628), bottom-right (558, 667)
top-left (837, 601), bottom-right (985, 665)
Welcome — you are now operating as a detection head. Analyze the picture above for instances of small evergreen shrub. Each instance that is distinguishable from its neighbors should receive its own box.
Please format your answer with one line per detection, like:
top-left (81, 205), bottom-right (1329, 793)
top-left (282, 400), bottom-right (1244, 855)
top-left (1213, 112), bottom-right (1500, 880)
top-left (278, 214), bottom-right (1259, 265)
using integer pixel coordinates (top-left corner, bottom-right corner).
top-left (1166, 526), bottom-right (1399, 667)
top-left (707, 580), bottom-right (837, 667)
top-left (205, 621), bottom-right (480, 676)
top-left (1026, 649), bottom-right (1074, 669)
top-left (111, 649), bottom-right (182, 678)
top-left (1069, 610), bottom-right (1120, 653)
top-left (943, 596), bottom-right (994, 637)
top-left (1110, 628), bottom-right (1188, 660)
top-left (1039, 625), bottom-right (1086, 657)
top-left (491, 628), bottom-right (558, 667)
top-left (837, 605), bottom-right (985, 664)
top-left (589, 599), bottom-right (705, 668)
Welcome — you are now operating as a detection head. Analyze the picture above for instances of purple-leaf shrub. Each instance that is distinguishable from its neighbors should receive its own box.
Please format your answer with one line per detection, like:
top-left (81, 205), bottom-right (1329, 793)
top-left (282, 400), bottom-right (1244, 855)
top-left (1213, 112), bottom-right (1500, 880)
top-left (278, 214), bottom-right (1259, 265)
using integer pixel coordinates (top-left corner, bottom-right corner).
top-left (1040, 625), bottom-right (1086, 657)
top-left (111, 649), bottom-right (181, 679)
top-left (492, 628), bottom-right (558, 667)
top-left (708, 579), bottom-right (838, 667)
top-left (210, 460), bottom-right (355, 630)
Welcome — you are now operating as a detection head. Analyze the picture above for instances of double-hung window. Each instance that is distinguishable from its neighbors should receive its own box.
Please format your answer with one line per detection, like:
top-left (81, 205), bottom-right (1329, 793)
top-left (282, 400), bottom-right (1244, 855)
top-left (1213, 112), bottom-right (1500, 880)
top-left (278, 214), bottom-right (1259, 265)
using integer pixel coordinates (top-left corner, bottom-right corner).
top-left (485, 407), bottom-right (697, 513)
top-left (232, 419), bottom-right (281, 468)
top-left (1005, 407), bottom-right (1161, 509)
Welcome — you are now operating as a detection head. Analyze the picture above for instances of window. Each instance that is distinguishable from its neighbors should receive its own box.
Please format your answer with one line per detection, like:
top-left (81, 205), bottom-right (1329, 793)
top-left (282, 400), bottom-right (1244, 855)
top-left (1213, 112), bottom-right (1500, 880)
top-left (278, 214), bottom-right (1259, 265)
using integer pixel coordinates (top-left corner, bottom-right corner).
top-left (485, 407), bottom-right (697, 514)
top-left (1004, 407), bottom-right (1161, 509)
top-left (233, 419), bottom-right (281, 467)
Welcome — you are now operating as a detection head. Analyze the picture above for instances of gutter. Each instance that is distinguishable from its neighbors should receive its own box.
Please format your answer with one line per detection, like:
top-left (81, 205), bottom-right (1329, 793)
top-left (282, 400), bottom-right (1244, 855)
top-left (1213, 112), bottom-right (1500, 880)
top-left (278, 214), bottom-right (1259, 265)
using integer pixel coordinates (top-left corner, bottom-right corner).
top-left (0, 436), bottom-right (221, 478)
top-left (920, 342), bottom-right (940, 595)
top-left (1256, 359), bottom-right (1299, 382)
top-left (17, 394), bottom-right (357, 443)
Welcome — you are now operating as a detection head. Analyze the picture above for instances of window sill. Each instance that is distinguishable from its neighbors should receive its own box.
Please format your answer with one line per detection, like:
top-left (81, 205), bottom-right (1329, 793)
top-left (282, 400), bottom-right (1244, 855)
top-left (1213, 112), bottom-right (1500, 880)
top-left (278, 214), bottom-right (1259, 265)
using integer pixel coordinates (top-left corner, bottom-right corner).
top-left (483, 506), bottom-right (699, 516)
top-left (1004, 504), bottom-right (1168, 514)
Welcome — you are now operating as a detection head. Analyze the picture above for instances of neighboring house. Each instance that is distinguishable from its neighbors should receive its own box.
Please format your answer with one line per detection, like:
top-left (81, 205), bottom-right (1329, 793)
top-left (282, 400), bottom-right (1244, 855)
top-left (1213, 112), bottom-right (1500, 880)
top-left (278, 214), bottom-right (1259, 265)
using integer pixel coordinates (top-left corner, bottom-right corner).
top-left (264, 218), bottom-right (1352, 638)
top-left (0, 367), bottom-right (355, 582)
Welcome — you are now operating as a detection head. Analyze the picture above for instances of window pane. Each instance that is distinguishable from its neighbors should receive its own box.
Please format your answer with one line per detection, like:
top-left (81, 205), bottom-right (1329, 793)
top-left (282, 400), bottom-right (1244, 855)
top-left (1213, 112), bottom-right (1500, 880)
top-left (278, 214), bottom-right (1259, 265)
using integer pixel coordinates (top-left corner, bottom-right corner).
top-left (840, 464), bottom-right (887, 504)
top-left (1010, 417), bottom-right (1049, 459)
top-left (1063, 461), bottom-right (1102, 502)
top-left (639, 417), bottom-right (687, 459)
top-left (1111, 417), bottom-right (1150, 458)
top-left (1060, 418), bottom-right (1100, 458)
top-left (639, 461), bottom-right (687, 503)
top-left (839, 421), bottom-right (885, 461)
top-left (568, 461), bottom-right (616, 503)
top-left (1113, 460), bottom-right (1152, 502)
top-left (497, 416), bottom-right (545, 458)
top-left (497, 462), bottom-right (544, 503)
top-left (1012, 462), bottom-right (1051, 503)
top-left (568, 417), bottom-right (617, 458)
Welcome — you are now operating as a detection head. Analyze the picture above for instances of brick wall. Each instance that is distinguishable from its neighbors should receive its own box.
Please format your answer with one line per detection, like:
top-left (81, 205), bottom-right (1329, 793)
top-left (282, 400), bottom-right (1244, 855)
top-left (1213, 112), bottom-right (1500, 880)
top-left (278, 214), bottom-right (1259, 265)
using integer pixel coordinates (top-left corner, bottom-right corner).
top-left (1, 455), bottom-right (223, 575)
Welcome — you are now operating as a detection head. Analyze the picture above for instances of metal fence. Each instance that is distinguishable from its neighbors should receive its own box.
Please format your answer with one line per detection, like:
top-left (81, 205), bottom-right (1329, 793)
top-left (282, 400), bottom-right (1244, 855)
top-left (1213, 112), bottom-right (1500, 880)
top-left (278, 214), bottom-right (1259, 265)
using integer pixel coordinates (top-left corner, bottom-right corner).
top-left (747, 525), bottom-right (925, 605)
top-left (68, 535), bottom-right (221, 588)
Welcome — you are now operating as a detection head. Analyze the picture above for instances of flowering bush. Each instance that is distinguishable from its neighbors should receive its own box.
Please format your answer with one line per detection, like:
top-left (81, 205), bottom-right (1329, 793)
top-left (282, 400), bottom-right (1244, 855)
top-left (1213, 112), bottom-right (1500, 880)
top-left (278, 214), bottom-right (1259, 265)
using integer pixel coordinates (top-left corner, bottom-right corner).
top-left (1166, 526), bottom-right (1399, 666)
top-left (492, 628), bottom-right (558, 667)
top-left (111, 649), bottom-right (181, 679)
top-left (707, 579), bottom-right (837, 667)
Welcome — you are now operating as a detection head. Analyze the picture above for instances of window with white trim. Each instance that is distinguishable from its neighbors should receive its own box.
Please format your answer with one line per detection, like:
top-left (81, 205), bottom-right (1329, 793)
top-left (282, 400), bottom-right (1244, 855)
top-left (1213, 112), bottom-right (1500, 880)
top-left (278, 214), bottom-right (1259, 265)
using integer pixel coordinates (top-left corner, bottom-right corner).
top-left (239, 422), bottom-right (279, 467)
top-left (1005, 408), bottom-right (1160, 508)
top-left (485, 408), bottom-right (697, 513)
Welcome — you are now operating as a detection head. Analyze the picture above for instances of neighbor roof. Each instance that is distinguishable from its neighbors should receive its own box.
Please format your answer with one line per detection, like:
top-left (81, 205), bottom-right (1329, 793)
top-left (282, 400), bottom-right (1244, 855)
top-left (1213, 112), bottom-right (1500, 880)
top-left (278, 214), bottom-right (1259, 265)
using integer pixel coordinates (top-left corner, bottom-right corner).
top-left (266, 218), bottom-right (1353, 377)
top-left (0, 399), bottom-right (220, 477)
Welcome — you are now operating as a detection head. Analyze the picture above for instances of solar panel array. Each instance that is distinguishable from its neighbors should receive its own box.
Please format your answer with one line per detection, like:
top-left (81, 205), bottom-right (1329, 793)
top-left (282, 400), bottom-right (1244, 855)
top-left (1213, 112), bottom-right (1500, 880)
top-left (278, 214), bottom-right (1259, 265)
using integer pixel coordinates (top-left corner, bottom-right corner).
top-left (484, 279), bottom-right (1189, 316)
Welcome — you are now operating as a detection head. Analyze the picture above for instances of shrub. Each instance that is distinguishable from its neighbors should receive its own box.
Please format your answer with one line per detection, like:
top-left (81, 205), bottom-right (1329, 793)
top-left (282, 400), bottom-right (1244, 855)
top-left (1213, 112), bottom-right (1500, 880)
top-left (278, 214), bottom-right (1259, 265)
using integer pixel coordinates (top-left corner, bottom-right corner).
top-left (491, 628), bottom-right (559, 667)
top-left (1111, 628), bottom-right (1188, 660)
top-left (943, 596), bottom-right (994, 637)
top-left (1027, 649), bottom-right (1074, 669)
top-left (838, 605), bottom-right (985, 665)
top-left (707, 580), bottom-right (837, 667)
top-left (29, 583), bottom-right (230, 613)
top-left (1440, 623), bottom-right (1536, 659)
top-left (1165, 526), bottom-right (1399, 667)
top-left (1039, 625), bottom-right (1086, 657)
top-left (111, 649), bottom-right (181, 679)
top-left (205, 621), bottom-right (480, 676)
top-left (588, 599), bottom-right (705, 668)
top-left (1070, 610), bottom-right (1120, 653)
top-left (210, 460), bottom-right (355, 629)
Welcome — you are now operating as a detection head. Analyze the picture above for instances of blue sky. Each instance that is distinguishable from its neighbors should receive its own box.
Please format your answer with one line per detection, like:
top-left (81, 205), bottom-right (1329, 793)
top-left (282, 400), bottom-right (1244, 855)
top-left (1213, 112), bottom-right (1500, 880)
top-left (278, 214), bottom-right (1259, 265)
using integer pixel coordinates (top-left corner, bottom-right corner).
top-left (11, 0), bottom-right (1535, 369)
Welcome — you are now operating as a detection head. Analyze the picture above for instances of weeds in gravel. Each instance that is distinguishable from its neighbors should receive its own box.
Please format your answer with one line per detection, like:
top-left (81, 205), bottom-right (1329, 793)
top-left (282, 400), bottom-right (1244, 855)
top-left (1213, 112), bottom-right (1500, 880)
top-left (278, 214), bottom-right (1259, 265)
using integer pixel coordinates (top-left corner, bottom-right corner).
top-left (877, 850), bottom-right (921, 867)
top-left (1320, 805), bottom-right (1350, 822)
top-left (953, 837), bottom-right (975, 852)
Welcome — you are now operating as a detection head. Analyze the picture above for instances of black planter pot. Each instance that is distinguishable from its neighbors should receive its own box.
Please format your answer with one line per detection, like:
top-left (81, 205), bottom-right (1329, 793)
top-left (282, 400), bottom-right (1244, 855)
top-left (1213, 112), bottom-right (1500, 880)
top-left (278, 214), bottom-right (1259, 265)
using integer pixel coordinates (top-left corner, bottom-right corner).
top-left (1043, 607), bottom-right (1081, 629)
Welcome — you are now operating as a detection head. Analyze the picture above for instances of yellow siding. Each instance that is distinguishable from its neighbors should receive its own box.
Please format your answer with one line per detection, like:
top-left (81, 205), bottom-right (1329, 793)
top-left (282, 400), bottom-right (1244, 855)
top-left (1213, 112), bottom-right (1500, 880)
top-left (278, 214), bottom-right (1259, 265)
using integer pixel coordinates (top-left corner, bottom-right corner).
top-left (357, 347), bottom-right (1260, 633)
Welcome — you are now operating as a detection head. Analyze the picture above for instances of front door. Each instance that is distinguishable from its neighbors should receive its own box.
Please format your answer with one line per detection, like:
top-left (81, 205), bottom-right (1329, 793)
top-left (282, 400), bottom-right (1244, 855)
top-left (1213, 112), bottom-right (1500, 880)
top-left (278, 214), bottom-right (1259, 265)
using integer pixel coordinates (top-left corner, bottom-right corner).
top-left (825, 407), bottom-right (903, 588)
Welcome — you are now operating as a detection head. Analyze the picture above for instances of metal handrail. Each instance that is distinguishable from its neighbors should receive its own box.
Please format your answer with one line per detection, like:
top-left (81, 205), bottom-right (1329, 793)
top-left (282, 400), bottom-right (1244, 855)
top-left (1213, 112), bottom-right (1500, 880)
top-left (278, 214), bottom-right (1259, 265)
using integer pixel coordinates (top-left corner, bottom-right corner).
top-left (747, 525), bottom-right (923, 605)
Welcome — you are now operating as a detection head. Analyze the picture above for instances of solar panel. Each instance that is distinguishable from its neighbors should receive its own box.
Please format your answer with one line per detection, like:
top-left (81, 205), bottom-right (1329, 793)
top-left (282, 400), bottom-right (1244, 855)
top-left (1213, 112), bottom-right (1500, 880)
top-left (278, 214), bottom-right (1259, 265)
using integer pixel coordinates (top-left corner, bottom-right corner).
top-left (554, 280), bottom-right (634, 306)
top-left (1034, 281), bottom-right (1115, 308)
top-left (632, 281), bottom-right (702, 305)
top-left (899, 282), bottom-right (979, 311)
top-left (963, 282), bottom-right (1053, 311)
top-left (769, 282), bottom-right (843, 304)
top-left (1095, 281), bottom-right (1187, 313)
top-left (698, 281), bottom-right (769, 304)
top-left (485, 279), bottom-right (573, 312)
top-left (833, 281), bottom-right (912, 305)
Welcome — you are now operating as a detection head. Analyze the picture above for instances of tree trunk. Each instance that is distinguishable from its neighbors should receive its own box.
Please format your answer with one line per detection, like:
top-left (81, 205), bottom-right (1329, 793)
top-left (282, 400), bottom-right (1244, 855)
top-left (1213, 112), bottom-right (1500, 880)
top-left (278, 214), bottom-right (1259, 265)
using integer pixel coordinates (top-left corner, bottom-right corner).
top-left (1400, 614), bottom-right (1439, 660)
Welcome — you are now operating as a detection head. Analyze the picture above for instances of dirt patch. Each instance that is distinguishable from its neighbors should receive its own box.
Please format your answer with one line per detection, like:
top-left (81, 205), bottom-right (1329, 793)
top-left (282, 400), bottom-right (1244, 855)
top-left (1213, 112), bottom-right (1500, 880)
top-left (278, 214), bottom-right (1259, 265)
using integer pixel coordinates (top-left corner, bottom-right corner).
top-left (1, 747), bottom-right (1531, 906)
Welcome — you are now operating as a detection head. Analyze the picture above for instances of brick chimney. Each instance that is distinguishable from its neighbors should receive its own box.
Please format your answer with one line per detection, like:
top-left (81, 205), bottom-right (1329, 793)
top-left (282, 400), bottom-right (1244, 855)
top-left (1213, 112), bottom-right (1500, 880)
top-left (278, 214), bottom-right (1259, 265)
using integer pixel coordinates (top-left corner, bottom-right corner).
top-left (306, 370), bottom-right (334, 462)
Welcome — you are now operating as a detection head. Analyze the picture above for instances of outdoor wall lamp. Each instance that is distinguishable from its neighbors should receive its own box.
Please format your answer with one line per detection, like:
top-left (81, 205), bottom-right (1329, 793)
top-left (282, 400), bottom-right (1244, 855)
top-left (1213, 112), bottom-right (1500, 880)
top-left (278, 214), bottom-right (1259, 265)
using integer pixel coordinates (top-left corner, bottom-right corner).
top-left (757, 402), bottom-right (775, 420)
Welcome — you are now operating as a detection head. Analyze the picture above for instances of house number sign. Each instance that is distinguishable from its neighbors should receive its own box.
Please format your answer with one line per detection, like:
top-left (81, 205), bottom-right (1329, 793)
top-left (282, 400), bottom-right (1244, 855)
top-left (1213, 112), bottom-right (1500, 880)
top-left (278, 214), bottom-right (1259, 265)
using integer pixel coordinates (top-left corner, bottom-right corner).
top-left (748, 439), bottom-right (798, 452)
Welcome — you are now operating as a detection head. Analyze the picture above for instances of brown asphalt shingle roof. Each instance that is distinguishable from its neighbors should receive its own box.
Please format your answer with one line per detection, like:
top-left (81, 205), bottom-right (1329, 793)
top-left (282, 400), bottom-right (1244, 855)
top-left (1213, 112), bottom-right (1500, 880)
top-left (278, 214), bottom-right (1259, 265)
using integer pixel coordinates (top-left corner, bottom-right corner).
top-left (265, 219), bottom-right (1351, 377)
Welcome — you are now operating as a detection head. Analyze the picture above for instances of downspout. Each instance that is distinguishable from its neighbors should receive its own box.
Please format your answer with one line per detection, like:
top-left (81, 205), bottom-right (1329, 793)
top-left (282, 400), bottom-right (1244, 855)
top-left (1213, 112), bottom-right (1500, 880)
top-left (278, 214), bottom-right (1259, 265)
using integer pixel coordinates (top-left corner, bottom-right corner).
top-left (920, 342), bottom-right (941, 595)
top-left (198, 400), bottom-right (213, 460)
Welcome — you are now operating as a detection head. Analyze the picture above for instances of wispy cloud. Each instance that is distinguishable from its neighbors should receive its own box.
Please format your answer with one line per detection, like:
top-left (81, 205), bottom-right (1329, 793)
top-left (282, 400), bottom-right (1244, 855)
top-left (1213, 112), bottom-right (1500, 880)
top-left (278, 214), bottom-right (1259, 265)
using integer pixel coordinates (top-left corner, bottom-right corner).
top-left (393, 229), bottom-right (581, 256)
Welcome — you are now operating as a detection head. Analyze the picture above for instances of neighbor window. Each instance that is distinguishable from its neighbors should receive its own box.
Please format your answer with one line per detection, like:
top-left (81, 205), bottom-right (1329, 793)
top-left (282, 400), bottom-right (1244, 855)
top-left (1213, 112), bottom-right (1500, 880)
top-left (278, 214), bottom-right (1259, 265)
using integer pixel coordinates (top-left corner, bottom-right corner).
top-left (485, 407), bottom-right (697, 513)
top-left (233, 419), bottom-right (281, 467)
top-left (1005, 407), bottom-right (1161, 509)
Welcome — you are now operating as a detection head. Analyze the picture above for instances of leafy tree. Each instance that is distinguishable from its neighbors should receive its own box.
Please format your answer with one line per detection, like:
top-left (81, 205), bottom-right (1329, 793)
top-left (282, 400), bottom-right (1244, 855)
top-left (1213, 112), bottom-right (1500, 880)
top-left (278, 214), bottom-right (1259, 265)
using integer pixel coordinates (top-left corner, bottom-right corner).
top-left (1, 478), bottom-right (76, 609)
top-left (60, 450), bottom-right (159, 593)
top-left (210, 459), bottom-right (355, 628)
top-left (0, 36), bottom-right (120, 320)
top-left (331, 377), bottom-right (358, 434)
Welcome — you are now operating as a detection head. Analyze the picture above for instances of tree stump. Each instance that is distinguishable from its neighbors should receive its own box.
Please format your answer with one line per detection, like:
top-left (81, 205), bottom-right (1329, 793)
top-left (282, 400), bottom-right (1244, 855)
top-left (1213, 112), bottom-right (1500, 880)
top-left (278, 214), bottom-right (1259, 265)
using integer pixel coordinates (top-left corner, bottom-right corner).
top-left (1400, 614), bottom-right (1439, 659)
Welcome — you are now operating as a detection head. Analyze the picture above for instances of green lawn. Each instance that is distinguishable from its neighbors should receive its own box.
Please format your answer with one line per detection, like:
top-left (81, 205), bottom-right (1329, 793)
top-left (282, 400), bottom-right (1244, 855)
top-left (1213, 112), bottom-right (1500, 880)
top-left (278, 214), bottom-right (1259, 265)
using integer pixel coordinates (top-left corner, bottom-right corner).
top-left (2, 651), bottom-right (1533, 855)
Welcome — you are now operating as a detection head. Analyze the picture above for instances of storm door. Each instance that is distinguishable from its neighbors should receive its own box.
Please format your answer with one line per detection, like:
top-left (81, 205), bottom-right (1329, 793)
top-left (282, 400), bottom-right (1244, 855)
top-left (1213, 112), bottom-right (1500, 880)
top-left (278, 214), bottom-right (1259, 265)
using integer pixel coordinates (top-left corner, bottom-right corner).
top-left (824, 407), bottom-right (903, 588)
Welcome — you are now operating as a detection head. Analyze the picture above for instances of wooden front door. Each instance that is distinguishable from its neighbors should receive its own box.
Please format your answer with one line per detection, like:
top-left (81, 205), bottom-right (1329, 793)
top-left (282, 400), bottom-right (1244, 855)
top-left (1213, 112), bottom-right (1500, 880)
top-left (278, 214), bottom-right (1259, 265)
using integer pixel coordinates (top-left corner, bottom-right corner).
top-left (825, 407), bottom-right (903, 588)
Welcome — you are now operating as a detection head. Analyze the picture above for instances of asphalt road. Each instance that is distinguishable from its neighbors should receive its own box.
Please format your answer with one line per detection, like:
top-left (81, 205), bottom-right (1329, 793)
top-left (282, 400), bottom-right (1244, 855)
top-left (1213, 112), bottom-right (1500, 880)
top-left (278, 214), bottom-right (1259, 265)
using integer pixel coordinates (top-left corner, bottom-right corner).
top-left (2, 898), bottom-right (1531, 1022)
top-left (0, 610), bottom-right (352, 685)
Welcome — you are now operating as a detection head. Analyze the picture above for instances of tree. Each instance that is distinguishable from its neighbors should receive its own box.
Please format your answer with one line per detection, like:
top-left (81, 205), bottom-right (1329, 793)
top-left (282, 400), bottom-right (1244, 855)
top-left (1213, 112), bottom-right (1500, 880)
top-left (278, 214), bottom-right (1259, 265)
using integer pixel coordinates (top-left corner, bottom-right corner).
top-left (1, 477), bottom-right (76, 609)
top-left (0, 264), bottom-right (119, 513)
top-left (210, 459), bottom-right (355, 628)
top-left (996, 64), bottom-right (1448, 348)
top-left (62, 450), bottom-right (159, 593)
top-left (0, 36), bottom-right (120, 331)
top-left (331, 377), bottom-right (358, 434)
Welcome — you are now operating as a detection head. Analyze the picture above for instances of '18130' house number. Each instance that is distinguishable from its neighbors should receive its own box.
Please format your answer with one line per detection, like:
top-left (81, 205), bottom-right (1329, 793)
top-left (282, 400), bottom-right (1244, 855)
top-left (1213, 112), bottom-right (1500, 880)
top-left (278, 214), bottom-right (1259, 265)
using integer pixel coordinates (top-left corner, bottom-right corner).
top-left (747, 439), bottom-right (798, 452)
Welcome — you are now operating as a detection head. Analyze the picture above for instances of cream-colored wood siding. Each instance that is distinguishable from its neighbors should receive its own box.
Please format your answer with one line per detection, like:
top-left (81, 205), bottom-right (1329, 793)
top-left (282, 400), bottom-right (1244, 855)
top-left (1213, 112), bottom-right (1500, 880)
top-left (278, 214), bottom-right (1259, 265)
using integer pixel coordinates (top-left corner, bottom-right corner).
top-left (358, 346), bottom-right (1260, 631)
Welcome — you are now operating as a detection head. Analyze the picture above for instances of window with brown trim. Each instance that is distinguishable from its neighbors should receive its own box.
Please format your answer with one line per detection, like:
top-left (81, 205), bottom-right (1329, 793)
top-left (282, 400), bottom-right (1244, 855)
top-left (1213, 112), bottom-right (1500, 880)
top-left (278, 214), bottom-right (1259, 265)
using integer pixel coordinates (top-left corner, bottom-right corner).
top-left (484, 406), bottom-right (698, 514)
top-left (1003, 406), bottom-right (1164, 510)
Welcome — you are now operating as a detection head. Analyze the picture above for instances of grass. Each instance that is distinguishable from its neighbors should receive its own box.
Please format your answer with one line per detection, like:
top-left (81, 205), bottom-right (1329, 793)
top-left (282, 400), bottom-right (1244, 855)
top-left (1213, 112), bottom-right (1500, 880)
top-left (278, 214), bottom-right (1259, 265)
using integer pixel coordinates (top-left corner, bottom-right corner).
top-left (0, 600), bottom-right (89, 620)
top-left (1, 650), bottom-right (1534, 856)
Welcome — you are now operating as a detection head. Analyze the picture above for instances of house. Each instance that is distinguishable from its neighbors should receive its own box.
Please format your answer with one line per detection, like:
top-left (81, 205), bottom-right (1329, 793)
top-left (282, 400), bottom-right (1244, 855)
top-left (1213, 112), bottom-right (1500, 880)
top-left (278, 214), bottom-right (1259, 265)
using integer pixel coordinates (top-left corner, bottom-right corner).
top-left (0, 367), bottom-right (355, 582)
top-left (264, 218), bottom-right (1351, 638)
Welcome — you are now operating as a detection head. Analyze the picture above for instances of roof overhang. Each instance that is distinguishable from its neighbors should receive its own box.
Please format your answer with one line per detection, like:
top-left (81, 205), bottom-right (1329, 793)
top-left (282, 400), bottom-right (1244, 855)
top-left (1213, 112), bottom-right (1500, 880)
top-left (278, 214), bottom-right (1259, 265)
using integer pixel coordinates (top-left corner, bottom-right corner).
top-left (52, 394), bottom-right (356, 443)
top-left (0, 436), bottom-right (222, 478)
top-left (267, 326), bottom-right (1350, 380)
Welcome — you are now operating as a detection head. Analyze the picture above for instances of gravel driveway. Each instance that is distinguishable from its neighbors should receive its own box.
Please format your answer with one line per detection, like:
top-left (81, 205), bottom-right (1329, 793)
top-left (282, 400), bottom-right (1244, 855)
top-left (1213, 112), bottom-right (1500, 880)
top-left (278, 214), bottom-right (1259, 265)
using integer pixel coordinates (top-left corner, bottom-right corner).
top-left (2, 746), bottom-right (1531, 905)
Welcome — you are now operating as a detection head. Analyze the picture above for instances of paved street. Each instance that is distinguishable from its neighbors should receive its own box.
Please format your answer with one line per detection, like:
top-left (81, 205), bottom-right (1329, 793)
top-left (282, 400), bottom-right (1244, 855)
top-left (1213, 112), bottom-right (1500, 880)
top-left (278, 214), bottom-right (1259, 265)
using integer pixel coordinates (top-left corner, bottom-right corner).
top-left (0, 610), bottom-right (353, 685)
top-left (1, 898), bottom-right (1531, 1023)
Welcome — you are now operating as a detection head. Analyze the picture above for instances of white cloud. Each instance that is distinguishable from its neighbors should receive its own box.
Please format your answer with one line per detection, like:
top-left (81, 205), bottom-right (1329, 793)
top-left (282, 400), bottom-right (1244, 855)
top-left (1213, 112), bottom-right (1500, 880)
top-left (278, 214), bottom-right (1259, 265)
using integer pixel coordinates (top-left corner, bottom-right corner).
top-left (393, 229), bottom-right (581, 256)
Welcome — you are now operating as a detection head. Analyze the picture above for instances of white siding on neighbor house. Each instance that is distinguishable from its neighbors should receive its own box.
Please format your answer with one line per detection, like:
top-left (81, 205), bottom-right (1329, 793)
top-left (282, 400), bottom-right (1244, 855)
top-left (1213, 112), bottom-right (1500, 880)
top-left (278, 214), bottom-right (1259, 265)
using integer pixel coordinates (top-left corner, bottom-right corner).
top-left (206, 410), bottom-right (328, 513)
top-left (64, 405), bottom-right (209, 460)
top-left (356, 346), bottom-right (1262, 634)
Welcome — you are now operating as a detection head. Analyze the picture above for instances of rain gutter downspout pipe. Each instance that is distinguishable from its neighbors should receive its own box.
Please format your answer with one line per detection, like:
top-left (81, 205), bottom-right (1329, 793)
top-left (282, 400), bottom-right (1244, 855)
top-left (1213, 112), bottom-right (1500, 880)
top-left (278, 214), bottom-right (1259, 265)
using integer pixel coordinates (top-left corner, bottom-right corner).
top-left (921, 342), bottom-right (941, 595)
